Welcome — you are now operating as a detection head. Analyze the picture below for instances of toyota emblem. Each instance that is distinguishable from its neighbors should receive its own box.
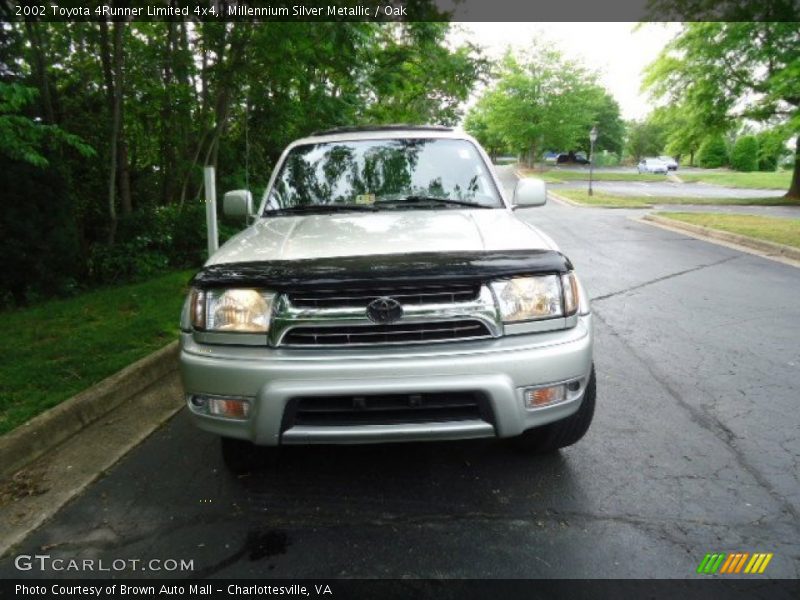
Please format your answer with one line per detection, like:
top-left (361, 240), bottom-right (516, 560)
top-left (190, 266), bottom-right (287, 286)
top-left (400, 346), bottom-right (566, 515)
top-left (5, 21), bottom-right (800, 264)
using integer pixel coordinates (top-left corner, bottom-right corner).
top-left (366, 297), bottom-right (404, 324)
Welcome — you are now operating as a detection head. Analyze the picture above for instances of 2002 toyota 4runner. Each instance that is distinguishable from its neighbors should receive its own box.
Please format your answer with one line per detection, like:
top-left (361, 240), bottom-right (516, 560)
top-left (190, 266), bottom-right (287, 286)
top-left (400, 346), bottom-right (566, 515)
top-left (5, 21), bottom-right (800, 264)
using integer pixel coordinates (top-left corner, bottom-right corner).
top-left (179, 126), bottom-right (595, 472)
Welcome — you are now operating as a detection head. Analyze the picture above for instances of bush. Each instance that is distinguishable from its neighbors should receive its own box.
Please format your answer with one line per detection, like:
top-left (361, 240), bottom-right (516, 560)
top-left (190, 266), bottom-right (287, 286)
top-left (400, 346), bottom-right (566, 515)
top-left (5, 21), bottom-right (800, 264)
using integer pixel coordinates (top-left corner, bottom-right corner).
top-left (756, 130), bottom-right (788, 171)
top-left (697, 135), bottom-right (729, 168)
top-left (593, 151), bottom-right (621, 167)
top-left (730, 135), bottom-right (759, 172)
top-left (89, 203), bottom-right (216, 284)
top-left (0, 157), bottom-right (82, 306)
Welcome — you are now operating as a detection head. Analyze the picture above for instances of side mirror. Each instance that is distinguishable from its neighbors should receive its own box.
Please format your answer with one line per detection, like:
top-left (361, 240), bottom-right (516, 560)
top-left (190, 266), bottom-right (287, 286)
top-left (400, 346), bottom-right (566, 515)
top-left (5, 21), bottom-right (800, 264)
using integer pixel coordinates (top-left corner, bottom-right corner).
top-left (512, 178), bottom-right (547, 208)
top-left (223, 190), bottom-right (253, 218)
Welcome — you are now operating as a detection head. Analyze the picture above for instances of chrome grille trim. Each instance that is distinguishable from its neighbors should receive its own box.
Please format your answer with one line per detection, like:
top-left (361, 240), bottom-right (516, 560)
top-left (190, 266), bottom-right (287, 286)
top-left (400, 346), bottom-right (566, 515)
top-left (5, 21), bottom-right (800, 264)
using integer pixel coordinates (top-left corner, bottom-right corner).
top-left (287, 283), bottom-right (480, 308)
top-left (269, 285), bottom-right (502, 347)
top-left (282, 320), bottom-right (492, 346)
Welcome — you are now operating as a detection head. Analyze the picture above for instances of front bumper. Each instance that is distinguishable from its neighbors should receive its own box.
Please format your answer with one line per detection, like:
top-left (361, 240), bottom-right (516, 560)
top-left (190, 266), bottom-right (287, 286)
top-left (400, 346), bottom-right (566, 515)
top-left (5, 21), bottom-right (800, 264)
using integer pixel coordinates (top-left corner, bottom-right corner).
top-left (180, 314), bottom-right (594, 446)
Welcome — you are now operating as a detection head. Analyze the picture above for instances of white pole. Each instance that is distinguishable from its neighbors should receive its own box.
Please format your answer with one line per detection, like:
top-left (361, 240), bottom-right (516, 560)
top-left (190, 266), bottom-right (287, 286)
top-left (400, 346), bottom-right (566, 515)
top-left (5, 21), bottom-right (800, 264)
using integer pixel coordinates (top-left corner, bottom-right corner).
top-left (204, 166), bottom-right (219, 257)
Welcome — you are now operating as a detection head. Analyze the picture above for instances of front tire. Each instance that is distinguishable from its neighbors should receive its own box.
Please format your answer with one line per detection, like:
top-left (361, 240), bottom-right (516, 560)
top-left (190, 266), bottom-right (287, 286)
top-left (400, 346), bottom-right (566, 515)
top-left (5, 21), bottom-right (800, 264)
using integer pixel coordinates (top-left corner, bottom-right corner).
top-left (511, 366), bottom-right (596, 454)
top-left (221, 437), bottom-right (276, 474)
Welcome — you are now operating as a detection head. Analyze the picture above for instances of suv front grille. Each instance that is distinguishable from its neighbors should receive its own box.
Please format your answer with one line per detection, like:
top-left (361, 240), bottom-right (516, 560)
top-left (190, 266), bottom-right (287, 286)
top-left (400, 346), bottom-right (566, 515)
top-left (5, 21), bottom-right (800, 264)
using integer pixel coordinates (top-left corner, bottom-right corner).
top-left (283, 392), bottom-right (492, 428)
top-left (281, 320), bottom-right (491, 346)
top-left (286, 283), bottom-right (480, 309)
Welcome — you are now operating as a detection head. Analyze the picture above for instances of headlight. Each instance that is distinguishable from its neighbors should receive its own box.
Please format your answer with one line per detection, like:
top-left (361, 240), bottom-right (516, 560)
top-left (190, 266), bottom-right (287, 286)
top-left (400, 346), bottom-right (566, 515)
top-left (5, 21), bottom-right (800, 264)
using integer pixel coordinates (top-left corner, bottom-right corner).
top-left (191, 288), bottom-right (275, 332)
top-left (491, 273), bottom-right (579, 323)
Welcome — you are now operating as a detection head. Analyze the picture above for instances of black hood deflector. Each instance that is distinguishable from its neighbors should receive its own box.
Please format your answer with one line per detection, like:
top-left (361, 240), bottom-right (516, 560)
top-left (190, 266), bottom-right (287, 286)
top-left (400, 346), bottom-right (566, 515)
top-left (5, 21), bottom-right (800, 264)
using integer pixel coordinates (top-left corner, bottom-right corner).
top-left (191, 250), bottom-right (573, 290)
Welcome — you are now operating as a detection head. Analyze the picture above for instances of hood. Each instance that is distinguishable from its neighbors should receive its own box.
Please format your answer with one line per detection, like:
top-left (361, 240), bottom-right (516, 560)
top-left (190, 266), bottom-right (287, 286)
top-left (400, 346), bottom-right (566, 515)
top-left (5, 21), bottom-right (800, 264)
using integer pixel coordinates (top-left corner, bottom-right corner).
top-left (207, 209), bottom-right (556, 266)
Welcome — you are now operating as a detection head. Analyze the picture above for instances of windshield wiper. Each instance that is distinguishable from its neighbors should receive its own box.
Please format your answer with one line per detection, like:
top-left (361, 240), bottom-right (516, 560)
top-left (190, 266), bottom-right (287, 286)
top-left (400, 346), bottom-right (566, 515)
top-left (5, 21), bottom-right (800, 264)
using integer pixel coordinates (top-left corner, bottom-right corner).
top-left (264, 204), bottom-right (378, 216)
top-left (376, 195), bottom-right (491, 209)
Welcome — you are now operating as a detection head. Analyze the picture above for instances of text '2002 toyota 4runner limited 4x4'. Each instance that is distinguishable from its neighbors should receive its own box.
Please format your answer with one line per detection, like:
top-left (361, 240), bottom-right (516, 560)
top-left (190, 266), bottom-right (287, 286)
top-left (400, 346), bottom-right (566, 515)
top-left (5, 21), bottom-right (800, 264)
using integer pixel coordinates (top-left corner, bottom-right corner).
top-left (180, 126), bottom-right (595, 472)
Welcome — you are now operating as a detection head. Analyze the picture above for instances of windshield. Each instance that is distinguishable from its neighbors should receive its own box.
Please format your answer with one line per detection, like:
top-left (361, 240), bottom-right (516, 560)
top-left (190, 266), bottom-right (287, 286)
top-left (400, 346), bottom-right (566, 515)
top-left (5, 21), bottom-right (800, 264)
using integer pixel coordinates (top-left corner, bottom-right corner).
top-left (263, 138), bottom-right (503, 214)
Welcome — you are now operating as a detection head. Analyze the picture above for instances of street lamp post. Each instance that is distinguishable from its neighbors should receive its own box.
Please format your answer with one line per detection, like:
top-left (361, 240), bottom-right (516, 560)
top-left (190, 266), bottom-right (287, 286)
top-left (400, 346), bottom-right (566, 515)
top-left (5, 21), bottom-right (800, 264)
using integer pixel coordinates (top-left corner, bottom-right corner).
top-left (588, 126), bottom-right (598, 197)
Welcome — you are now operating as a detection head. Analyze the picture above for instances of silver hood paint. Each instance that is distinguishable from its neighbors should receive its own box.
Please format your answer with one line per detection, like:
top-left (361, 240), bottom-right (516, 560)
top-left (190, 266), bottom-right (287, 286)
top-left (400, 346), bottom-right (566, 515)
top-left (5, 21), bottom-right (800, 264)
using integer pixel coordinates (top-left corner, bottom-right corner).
top-left (207, 209), bottom-right (557, 266)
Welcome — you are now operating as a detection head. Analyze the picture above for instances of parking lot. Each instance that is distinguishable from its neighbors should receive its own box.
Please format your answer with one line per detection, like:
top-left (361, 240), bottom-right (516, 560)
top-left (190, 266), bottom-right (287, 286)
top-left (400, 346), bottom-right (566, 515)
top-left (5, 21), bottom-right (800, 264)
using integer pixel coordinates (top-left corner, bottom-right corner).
top-left (2, 167), bottom-right (798, 579)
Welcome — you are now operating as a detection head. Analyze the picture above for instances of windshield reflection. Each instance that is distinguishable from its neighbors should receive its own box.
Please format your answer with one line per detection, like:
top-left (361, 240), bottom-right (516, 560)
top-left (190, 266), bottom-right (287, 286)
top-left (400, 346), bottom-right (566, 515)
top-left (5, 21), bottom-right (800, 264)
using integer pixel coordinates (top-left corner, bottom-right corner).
top-left (265, 138), bottom-right (501, 212)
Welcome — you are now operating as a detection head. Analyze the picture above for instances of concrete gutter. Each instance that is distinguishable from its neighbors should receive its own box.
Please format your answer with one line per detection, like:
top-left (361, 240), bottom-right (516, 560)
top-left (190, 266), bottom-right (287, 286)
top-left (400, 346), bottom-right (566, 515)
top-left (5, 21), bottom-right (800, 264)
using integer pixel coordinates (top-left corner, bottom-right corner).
top-left (0, 341), bottom-right (183, 557)
top-left (642, 214), bottom-right (800, 267)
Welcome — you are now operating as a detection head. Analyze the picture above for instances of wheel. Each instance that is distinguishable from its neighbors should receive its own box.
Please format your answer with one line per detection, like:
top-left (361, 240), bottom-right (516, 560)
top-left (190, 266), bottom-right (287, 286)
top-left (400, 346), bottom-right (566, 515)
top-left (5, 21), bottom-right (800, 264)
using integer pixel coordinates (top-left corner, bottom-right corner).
top-left (220, 437), bottom-right (276, 474)
top-left (511, 366), bottom-right (596, 454)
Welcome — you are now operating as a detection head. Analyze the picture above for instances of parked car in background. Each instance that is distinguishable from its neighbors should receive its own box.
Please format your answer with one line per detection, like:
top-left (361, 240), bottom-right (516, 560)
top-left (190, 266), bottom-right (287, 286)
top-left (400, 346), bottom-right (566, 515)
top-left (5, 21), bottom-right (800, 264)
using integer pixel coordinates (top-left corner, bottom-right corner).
top-left (658, 155), bottom-right (678, 171)
top-left (556, 151), bottom-right (590, 165)
top-left (543, 151), bottom-right (559, 164)
top-left (637, 157), bottom-right (669, 174)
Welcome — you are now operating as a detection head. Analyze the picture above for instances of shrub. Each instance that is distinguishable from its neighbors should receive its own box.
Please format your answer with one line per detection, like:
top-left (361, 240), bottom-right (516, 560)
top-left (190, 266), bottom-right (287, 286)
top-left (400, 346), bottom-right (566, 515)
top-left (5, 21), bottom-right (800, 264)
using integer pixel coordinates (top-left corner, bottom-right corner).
top-left (755, 129), bottom-right (789, 171)
top-left (593, 151), bottom-right (621, 167)
top-left (0, 157), bottom-right (82, 306)
top-left (89, 203), bottom-right (213, 284)
top-left (697, 135), bottom-right (729, 168)
top-left (730, 135), bottom-right (759, 172)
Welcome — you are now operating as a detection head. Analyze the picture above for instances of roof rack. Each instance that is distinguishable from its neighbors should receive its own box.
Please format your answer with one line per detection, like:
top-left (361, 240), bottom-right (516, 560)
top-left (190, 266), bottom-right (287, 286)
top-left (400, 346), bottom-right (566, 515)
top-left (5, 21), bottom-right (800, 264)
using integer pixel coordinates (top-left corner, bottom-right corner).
top-left (310, 124), bottom-right (454, 136)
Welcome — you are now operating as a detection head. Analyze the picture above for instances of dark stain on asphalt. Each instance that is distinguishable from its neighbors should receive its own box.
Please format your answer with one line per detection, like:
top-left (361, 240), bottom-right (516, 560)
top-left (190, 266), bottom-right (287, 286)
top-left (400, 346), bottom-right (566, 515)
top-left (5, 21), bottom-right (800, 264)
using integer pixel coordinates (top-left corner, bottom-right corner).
top-left (246, 529), bottom-right (289, 560)
top-left (192, 529), bottom-right (289, 578)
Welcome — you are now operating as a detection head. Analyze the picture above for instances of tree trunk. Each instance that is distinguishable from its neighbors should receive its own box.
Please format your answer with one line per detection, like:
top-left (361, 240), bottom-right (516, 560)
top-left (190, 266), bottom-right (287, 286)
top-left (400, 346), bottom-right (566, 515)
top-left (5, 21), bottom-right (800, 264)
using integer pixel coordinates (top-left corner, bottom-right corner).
top-left (527, 143), bottom-right (536, 169)
top-left (181, 25), bottom-right (251, 203)
top-left (118, 138), bottom-right (132, 216)
top-left (786, 135), bottom-right (800, 200)
top-left (106, 22), bottom-right (125, 244)
top-left (100, 20), bottom-right (131, 219)
top-left (25, 22), bottom-right (56, 125)
top-left (161, 21), bottom-right (176, 205)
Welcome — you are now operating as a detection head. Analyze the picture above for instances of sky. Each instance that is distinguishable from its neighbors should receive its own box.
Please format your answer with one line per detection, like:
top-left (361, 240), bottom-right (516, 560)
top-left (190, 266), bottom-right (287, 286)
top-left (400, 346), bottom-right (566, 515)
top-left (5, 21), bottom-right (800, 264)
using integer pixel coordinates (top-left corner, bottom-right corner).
top-left (451, 22), bottom-right (683, 121)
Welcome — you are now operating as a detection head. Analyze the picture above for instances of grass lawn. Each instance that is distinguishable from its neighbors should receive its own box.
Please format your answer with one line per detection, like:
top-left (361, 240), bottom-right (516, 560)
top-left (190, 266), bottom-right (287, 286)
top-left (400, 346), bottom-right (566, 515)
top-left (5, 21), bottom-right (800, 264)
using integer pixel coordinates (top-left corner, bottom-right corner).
top-left (677, 170), bottom-right (792, 190)
top-left (553, 189), bottom-right (653, 208)
top-left (553, 188), bottom-right (797, 208)
top-left (657, 213), bottom-right (800, 249)
top-left (522, 168), bottom-right (667, 184)
top-left (0, 270), bottom-right (194, 436)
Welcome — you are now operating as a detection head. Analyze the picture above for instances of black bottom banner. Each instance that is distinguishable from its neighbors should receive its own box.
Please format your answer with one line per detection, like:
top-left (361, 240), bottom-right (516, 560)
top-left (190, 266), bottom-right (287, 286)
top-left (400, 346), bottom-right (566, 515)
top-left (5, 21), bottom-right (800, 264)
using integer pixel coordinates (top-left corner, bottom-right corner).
top-left (2, 579), bottom-right (799, 600)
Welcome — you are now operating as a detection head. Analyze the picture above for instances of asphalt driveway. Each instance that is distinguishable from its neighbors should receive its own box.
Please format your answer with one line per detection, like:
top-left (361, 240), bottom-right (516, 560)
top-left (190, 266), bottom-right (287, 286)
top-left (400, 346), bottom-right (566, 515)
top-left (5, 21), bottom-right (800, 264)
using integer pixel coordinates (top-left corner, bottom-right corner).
top-left (2, 167), bottom-right (798, 579)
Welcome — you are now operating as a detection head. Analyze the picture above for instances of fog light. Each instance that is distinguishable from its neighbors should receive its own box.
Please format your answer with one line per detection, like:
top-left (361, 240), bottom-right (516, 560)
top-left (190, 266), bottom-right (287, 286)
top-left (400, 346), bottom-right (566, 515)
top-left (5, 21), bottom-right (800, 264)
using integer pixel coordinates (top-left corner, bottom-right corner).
top-left (208, 397), bottom-right (251, 419)
top-left (524, 384), bottom-right (567, 409)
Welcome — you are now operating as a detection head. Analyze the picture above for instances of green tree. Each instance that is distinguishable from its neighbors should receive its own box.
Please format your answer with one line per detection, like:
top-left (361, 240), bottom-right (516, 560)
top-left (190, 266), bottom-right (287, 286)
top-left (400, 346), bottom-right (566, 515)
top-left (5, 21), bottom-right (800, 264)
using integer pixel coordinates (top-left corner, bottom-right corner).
top-left (625, 118), bottom-right (666, 162)
top-left (587, 90), bottom-right (625, 156)
top-left (364, 23), bottom-right (488, 126)
top-left (644, 20), bottom-right (800, 198)
top-left (0, 20), bottom-right (487, 306)
top-left (0, 82), bottom-right (93, 166)
top-left (649, 104), bottom-right (706, 166)
top-left (463, 97), bottom-right (506, 162)
top-left (730, 135), bottom-right (759, 171)
top-left (470, 46), bottom-right (614, 167)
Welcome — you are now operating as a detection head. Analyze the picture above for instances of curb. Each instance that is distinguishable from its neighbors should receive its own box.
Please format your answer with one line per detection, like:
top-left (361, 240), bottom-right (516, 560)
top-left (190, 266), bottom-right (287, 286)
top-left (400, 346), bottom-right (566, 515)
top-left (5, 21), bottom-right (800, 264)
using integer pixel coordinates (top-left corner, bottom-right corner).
top-left (641, 215), bottom-right (800, 264)
top-left (548, 190), bottom-right (653, 209)
top-left (0, 341), bottom-right (179, 480)
top-left (547, 190), bottom-right (580, 207)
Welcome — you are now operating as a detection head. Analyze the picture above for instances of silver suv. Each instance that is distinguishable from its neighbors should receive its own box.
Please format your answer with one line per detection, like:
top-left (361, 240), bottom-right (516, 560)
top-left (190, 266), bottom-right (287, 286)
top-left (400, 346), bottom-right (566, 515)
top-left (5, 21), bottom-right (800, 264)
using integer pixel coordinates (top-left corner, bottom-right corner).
top-left (179, 126), bottom-right (595, 472)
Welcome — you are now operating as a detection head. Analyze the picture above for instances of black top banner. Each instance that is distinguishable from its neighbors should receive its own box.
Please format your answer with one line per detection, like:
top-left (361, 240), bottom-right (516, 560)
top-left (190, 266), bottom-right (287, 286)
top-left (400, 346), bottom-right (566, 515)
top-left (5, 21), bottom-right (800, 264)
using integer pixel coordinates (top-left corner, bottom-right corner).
top-left (2, 0), bottom-right (799, 22)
